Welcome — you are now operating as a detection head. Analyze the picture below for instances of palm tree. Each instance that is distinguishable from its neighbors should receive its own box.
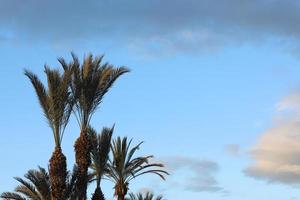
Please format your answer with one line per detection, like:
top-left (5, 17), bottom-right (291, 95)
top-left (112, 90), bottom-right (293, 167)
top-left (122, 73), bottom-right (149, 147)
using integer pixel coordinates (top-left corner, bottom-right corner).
top-left (125, 192), bottom-right (164, 200)
top-left (1, 166), bottom-right (77, 200)
top-left (106, 137), bottom-right (169, 200)
top-left (25, 66), bottom-right (73, 200)
top-left (89, 126), bottom-right (114, 200)
top-left (59, 53), bottom-right (129, 200)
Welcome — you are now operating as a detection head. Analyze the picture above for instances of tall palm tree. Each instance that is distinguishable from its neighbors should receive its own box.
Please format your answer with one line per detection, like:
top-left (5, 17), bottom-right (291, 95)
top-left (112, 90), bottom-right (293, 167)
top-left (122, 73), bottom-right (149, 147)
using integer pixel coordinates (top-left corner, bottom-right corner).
top-left (25, 66), bottom-right (73, 200)
top-left (89, 126), bottom-right (114, 200)
top-left (1, 166), bottom-right (77, 200)
top-left (59, 53), bottom-right (129, 200)
top-left (125, 192), bottom-right (164, 200)
top-left (106, 137), bottom-right (169, 200)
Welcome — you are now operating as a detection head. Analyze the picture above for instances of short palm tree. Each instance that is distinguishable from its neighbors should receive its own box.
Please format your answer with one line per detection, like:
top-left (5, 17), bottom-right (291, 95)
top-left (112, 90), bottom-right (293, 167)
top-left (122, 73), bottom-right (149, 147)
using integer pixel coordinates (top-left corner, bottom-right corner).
top-left (125, 192), bottom-right (164, 200)
top-left (0, 166), bottom-right (77, 200)
top-left (25, 67), bottom-right (73, 200)
top-left (59, 54), bottom-right (129, 200)
top-left (106, 137), bottom-right (169, 200)
top-left (89, 126), bottom-right (114, 200)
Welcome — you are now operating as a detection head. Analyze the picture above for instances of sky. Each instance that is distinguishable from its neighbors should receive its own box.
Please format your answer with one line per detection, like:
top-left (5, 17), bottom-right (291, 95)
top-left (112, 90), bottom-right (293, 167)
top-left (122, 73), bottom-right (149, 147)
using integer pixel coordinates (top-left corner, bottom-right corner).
top-left (2, 0), bottom-right (300, 199)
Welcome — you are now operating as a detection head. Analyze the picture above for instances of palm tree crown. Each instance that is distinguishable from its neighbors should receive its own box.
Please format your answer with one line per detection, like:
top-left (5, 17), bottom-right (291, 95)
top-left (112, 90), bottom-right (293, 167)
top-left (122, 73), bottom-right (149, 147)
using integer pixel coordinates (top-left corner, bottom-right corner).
top-left (106, 137), bottom-right (169, 200)
top-left (125, 192), bottom-right (164, 200)
top-left (0, 166), bottom-right (77, 200)
top-left (89, 125), bottom-right (114, 200)
top-left (63, 53), bottom-right (130, 130)
top-left (24, 67), bottom-right (73, 147)
top-left (90, 126), bottom-right (114, 186)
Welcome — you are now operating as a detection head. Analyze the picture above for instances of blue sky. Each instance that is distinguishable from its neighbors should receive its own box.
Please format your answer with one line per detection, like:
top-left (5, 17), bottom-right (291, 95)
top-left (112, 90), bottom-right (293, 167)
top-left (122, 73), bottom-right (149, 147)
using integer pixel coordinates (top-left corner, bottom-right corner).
top-left (2, 1), bottom-right (300, 199)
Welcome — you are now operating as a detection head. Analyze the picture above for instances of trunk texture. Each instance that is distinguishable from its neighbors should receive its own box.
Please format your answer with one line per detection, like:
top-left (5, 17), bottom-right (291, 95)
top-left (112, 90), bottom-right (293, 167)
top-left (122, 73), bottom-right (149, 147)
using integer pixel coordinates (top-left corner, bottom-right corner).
top-left (49, 147), bottom-right (67, 200)
top-left (115, 183), bottom-right (127, 200)
top-left (74, 131), bottom-right (91, 200)
top-left (91, 187), bottom-right (105, 200)
top-left (117, 194), bottom-right (125, 200)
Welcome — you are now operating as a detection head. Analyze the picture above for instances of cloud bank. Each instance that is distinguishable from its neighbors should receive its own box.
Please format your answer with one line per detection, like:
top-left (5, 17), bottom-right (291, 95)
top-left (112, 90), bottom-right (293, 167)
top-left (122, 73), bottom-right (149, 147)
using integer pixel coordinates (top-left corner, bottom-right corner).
top-left (1, 0), bottom-right (300, 54)
top-left (245, 90), bottom-right (300, 185)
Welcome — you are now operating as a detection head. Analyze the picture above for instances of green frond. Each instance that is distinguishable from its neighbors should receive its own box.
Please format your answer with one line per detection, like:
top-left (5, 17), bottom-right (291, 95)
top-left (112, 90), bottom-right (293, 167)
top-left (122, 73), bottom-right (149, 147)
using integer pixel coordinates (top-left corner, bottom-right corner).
top-left (1, 166), bottom-right (78, 200)
top-left (89, 125), bottom-right (114, 187)
top-left (107, 137), bottom-right (168, 198)
top-left (24, 168), bottom-right (50, 200)
top-left (14, 177), bottom-right (41, 200)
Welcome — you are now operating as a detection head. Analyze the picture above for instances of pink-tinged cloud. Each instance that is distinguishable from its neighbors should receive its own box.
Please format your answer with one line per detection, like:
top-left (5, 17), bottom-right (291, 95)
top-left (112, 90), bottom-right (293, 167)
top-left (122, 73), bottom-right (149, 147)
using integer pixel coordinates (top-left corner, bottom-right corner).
top-left (245, 90), bottom-right (300, 185)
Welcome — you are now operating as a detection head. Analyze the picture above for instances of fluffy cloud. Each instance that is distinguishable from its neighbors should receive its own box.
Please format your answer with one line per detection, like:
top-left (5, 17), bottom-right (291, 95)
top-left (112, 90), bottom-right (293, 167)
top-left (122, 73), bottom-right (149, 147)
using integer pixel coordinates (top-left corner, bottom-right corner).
top-left (162, 156), bottom-right (228, 194)
top-left (245, 90), bottom-right (300, 185)
top-left (1, 0), bottom-right (300, 54)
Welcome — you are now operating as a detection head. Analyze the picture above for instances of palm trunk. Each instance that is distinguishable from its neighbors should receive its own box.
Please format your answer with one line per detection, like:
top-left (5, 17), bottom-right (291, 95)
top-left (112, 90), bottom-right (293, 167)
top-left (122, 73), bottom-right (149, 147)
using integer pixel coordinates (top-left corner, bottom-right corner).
top-left (115, 183), bottom-right (127, 200)
top-left (49, 146), bottom-right (67, 200)
top-left (74, 131), bottom-right (91, 200)
top-left (117, 194), bottom-right (125, 200)
top-left (91, 186), bottom-right (105, 200)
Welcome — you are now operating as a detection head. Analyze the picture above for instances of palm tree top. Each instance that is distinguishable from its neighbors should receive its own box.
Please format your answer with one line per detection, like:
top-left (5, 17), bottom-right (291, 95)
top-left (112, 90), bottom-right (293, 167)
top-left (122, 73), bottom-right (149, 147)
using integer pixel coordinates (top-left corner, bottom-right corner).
top-left (107, 136), bottom-right (169, 199)
top-left (25, 66), bottom-right (73, 147)
top-left (60, 53), bottom-right (130, 129)
top-left (125, 192), bottom-right (164, 200)
top-left (0, 166), bottom-right (77, 200)
top-left (89, 125), bottom-right (114, 184)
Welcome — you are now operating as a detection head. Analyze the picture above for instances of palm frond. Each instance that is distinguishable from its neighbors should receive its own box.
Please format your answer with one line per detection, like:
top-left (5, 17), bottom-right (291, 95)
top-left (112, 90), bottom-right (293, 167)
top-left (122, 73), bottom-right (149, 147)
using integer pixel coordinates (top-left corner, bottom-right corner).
top-left (14, 177), bottom-right (41, 200)
top-left (1, 166), bottom-right (79, 200)
top-left (65, 165), bottom-right (78, 200)
top-left (24, 70), bottom-right (52, 130)
top-left (24, 167), bottom-right (50, 200)
top-left (25, 65), bottom-right (73, 147)
top-left (89, 125), bottom-right (114, 187)
top-left (125, 192), bottom-right (165, 200)
top-left (0, 192), bottom-right (26, 200)
top-left (107, 137), bottom-right (168, 198)
top-left (69, 53), bottom-right (129, 129)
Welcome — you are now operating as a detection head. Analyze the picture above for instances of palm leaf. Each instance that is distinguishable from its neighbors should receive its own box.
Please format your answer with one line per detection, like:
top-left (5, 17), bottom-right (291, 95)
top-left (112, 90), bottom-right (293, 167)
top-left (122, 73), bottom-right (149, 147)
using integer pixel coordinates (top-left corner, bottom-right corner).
top-left (107, 137), bottom-right (168, 199)
top-left (68, 53), bottom-right (129, 129)
top-left (0, 192), bottom-right (26, 200)
top-left (25, 65), bottom-right (73, 147)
